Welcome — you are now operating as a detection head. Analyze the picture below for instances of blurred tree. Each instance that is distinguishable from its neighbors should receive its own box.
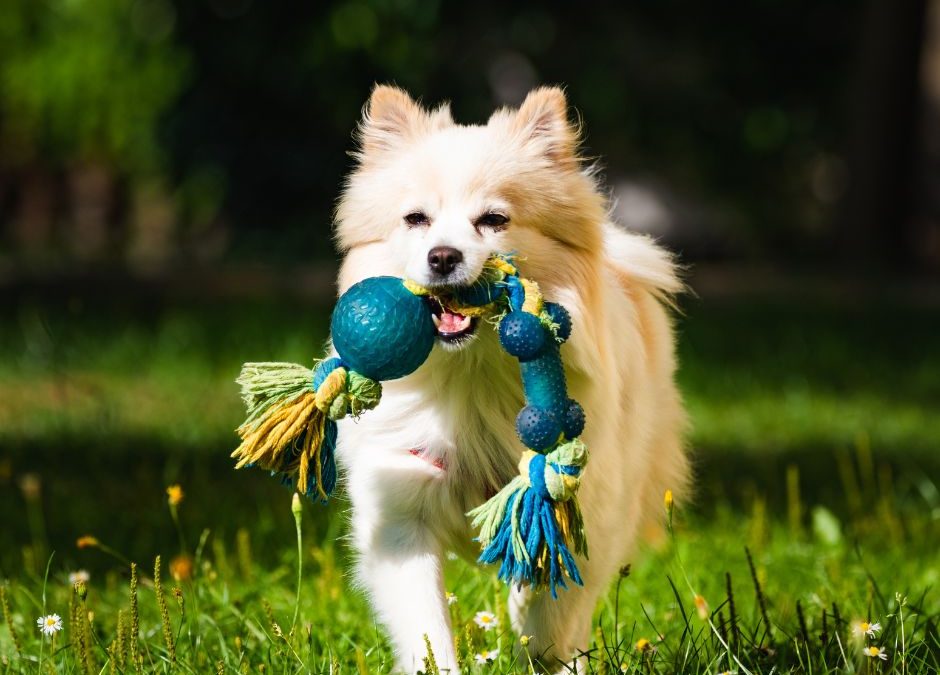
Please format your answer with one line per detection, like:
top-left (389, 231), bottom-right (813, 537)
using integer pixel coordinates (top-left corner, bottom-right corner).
top-left (0, 0), bottom-right (932, 271)
top-left (841, 0), bottom-right (928, 269)
top-left (0, 0), bottom-right (189, 261)
top-left (0, 0), bottom-right (188, 172)
top-left (168, 1), bottom-right (871, 262)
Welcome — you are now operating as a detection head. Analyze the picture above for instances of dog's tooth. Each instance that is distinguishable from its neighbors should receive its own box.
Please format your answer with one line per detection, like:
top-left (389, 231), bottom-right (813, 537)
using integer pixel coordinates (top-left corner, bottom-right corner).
top-left (432, 314), bottom-right (441, 328)
top-left (458, 315), bottom-right (471, 330)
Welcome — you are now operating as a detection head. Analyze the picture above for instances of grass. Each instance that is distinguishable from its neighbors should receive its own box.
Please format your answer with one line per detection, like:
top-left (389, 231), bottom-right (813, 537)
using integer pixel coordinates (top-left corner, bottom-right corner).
top-left (0, 289), bottom-right (938, 672)
top-left (1, 464), bottom-right (936, 673)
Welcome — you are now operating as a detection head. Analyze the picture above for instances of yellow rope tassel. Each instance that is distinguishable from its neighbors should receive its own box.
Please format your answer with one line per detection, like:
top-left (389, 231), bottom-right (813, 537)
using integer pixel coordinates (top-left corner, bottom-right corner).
top-left (487, 257), bottom-right (518, 276)
top-left (309, 416), bottom-right (327, 501)
top-left (314, 368), bottom-right (347, 412)
top-left (297, 414), bottom-right (328, 501)
top-left (402, 279), bottom-right (430, 296)
top-left (520, 278), bottom-right (544, 315)
top-left (554, 502), bottom-right (572, 542)
top-left (232, 391), bottom-right (318, 469)
top-left (437, 300), bottom-right (497, 317)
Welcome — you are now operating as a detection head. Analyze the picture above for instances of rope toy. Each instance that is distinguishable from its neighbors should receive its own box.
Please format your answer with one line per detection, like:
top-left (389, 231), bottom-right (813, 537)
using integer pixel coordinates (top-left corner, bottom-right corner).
top-left (231, 254), bottom-right (588, 595)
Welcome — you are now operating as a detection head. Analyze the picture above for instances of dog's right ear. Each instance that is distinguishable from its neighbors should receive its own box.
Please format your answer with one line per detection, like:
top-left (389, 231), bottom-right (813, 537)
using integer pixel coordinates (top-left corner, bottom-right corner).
top-left (357, 85), bottom-right (452, 157)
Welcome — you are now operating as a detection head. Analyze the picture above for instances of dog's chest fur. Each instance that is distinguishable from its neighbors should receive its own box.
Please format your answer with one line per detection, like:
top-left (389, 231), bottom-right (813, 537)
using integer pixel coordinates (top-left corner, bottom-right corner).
top-left (336, 327), bottom-right (530, 551)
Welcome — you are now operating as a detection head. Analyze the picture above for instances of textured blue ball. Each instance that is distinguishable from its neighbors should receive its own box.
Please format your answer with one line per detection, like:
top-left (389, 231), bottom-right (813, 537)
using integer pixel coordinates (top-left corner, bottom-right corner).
top-left (516, 404), bottom-right (562, 451)
top-left (331, 277), bottom-right (435, 381)
top-left (499, 312), bottom-right (546, 361)
top-left (544, 302), bottom-right (572, 342)
top-left (561, 398), bottom-right (585, 438)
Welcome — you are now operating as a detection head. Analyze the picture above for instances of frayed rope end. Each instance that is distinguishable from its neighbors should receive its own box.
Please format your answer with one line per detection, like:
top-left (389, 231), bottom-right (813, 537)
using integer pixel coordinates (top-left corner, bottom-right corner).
top-left (468, 440), bottom-right (588, 597)
top-left (231, 358), bottom-right (381, 503)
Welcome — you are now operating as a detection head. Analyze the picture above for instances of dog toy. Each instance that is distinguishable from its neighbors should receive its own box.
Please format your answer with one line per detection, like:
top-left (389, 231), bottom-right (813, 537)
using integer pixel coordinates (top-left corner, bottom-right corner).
top-left (231, 255), bottom-right (588, 595)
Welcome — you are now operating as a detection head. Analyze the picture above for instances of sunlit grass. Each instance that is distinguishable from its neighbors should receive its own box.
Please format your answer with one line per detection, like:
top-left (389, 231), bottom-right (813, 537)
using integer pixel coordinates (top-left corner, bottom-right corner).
top-left (1, 294), bottom-right (938, 672)
top-left (0, 465), bottom-right (936, 673)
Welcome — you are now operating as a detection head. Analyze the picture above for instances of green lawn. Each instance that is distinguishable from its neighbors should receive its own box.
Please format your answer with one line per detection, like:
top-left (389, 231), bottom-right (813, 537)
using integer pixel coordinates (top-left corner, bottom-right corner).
top-left (0, 290), bottom-right (938, 673)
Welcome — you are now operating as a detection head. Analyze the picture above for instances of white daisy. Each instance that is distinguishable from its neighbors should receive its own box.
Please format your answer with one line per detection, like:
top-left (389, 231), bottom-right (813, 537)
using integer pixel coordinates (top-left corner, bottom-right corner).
top-left (473, 610), bottom-right (498, 631)
top-left (474, 648), bottom-right (499, 664)
top-left (68, 570), bottom-right (90, 585)
top-left (853, 620), bottom-right (882, 638)
top-left (445, 592), bottom-right (457, 606)
top-left (36, 614), bottom-right (62, 636)
top-left (863, 645), bottom-right (888, 661)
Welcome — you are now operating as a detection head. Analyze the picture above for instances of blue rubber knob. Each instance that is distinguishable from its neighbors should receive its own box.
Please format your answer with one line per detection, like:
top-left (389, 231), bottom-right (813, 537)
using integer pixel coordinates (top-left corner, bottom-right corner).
top-left (331, 277), bottom-right (435, 381)
top-left (561, 398), bottom-right (585, 438)
top-left (499, 312), bottom-right (546, 362)
top-left (544, 302), bottom-right (572, 342)
top-left (516, 404), bottom-right (562, 451)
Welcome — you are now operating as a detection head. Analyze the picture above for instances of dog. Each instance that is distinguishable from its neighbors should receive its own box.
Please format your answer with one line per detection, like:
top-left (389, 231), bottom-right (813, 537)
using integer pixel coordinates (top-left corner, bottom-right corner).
top-left (332, 84), bottom-right (689, 673)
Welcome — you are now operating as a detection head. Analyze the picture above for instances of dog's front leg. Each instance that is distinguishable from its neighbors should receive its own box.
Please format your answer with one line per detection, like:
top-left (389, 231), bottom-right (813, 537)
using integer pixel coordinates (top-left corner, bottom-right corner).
top-left (354, 518), bottom-right (456, 673)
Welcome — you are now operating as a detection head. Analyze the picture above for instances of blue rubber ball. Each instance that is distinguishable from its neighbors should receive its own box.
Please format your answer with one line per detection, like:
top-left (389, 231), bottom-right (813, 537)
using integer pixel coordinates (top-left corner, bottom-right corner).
top-left (499, 312), bottom-right (546, 361)
top-left (516, 404), bottom-right (562, 451)
top-left (331, 277), bottom-right (435, 381)
top-left (544, 302), bottom-right (572, 342)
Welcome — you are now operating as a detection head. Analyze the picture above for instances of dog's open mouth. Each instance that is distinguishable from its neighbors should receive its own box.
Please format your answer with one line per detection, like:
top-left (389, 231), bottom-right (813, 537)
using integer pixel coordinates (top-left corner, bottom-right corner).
top-left (427, 296), bottom-right (478, 343)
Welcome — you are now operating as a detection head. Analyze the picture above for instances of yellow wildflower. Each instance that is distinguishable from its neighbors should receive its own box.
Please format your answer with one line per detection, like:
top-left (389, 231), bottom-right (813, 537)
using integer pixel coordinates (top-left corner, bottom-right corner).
top-left (694, 594), bottom-right (710, 619)
top-left (166, 485), bottom-right (184, 506)
top-left (635, 637), bottom-right (655, 652)
top-left (170, 554), bottom-right (194, 582)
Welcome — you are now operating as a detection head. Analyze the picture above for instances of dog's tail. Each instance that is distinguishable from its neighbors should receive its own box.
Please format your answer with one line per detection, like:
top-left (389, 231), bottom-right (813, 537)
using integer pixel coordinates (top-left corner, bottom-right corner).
top-left (602, 223), bottom-right (685, 306)
top-left (603, 223), bottom-right (692, 533)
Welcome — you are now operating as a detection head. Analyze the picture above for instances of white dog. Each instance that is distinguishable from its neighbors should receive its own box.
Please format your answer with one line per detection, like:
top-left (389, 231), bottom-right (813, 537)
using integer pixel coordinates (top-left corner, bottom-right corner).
top-left (333, 85), bottom-right (689, 673)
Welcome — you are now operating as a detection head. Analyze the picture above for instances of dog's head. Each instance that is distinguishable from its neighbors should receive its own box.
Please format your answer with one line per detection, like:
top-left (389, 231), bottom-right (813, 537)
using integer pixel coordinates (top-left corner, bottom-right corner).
top-left (335, 85), bottom-right (606, 348)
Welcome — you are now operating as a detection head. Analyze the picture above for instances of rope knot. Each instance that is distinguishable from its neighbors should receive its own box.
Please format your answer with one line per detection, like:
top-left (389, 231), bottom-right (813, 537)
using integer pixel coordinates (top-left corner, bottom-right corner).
top-left (312, 358), bottom-right (382, 420)
top-left (518, 439), bottom-right (587, 503)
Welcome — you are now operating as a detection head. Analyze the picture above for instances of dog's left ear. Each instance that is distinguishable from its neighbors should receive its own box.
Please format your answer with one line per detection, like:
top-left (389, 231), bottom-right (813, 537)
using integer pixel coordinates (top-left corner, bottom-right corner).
top-left (512, 87), bottom-right (579, 166)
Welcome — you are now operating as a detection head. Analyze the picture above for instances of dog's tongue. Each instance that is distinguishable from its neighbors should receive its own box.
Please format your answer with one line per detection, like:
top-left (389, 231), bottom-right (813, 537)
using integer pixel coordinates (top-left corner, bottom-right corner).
top-left (438, 309), bottom-right (467, 333)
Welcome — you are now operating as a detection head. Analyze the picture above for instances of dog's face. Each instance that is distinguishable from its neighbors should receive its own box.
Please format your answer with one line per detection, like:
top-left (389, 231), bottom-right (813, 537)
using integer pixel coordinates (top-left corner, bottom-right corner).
top-left (366, 122), bottom-right (515, 291)
top-left (335, 86), bottom-right (606, 349)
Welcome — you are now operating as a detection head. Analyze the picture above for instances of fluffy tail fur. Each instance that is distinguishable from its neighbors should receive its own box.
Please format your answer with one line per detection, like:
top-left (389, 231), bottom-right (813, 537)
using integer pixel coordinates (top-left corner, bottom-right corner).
top-left (602, 223), bottom-right (684, 305)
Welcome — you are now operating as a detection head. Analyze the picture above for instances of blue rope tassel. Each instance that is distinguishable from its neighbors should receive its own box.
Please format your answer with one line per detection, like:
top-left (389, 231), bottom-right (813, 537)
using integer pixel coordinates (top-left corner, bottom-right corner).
top-left (472, 442), bottom-right (587, 597)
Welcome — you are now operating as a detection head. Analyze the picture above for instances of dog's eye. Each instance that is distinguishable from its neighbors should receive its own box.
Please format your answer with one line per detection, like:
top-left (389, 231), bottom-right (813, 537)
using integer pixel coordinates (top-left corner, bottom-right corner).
top-left (475, 212), bottom-right (509, 230)
top-left (404, 211), bottom-right (430, 227)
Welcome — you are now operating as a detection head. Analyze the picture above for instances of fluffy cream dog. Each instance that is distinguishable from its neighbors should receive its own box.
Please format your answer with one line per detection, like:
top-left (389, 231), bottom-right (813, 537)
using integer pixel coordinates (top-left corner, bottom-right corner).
top-left (333, 85), bottom-right (689, 673)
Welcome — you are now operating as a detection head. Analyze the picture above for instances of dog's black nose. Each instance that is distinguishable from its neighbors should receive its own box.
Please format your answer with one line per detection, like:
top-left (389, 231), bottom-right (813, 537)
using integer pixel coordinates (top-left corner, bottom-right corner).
top-left (427, 246), bottom-right (463, 276)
